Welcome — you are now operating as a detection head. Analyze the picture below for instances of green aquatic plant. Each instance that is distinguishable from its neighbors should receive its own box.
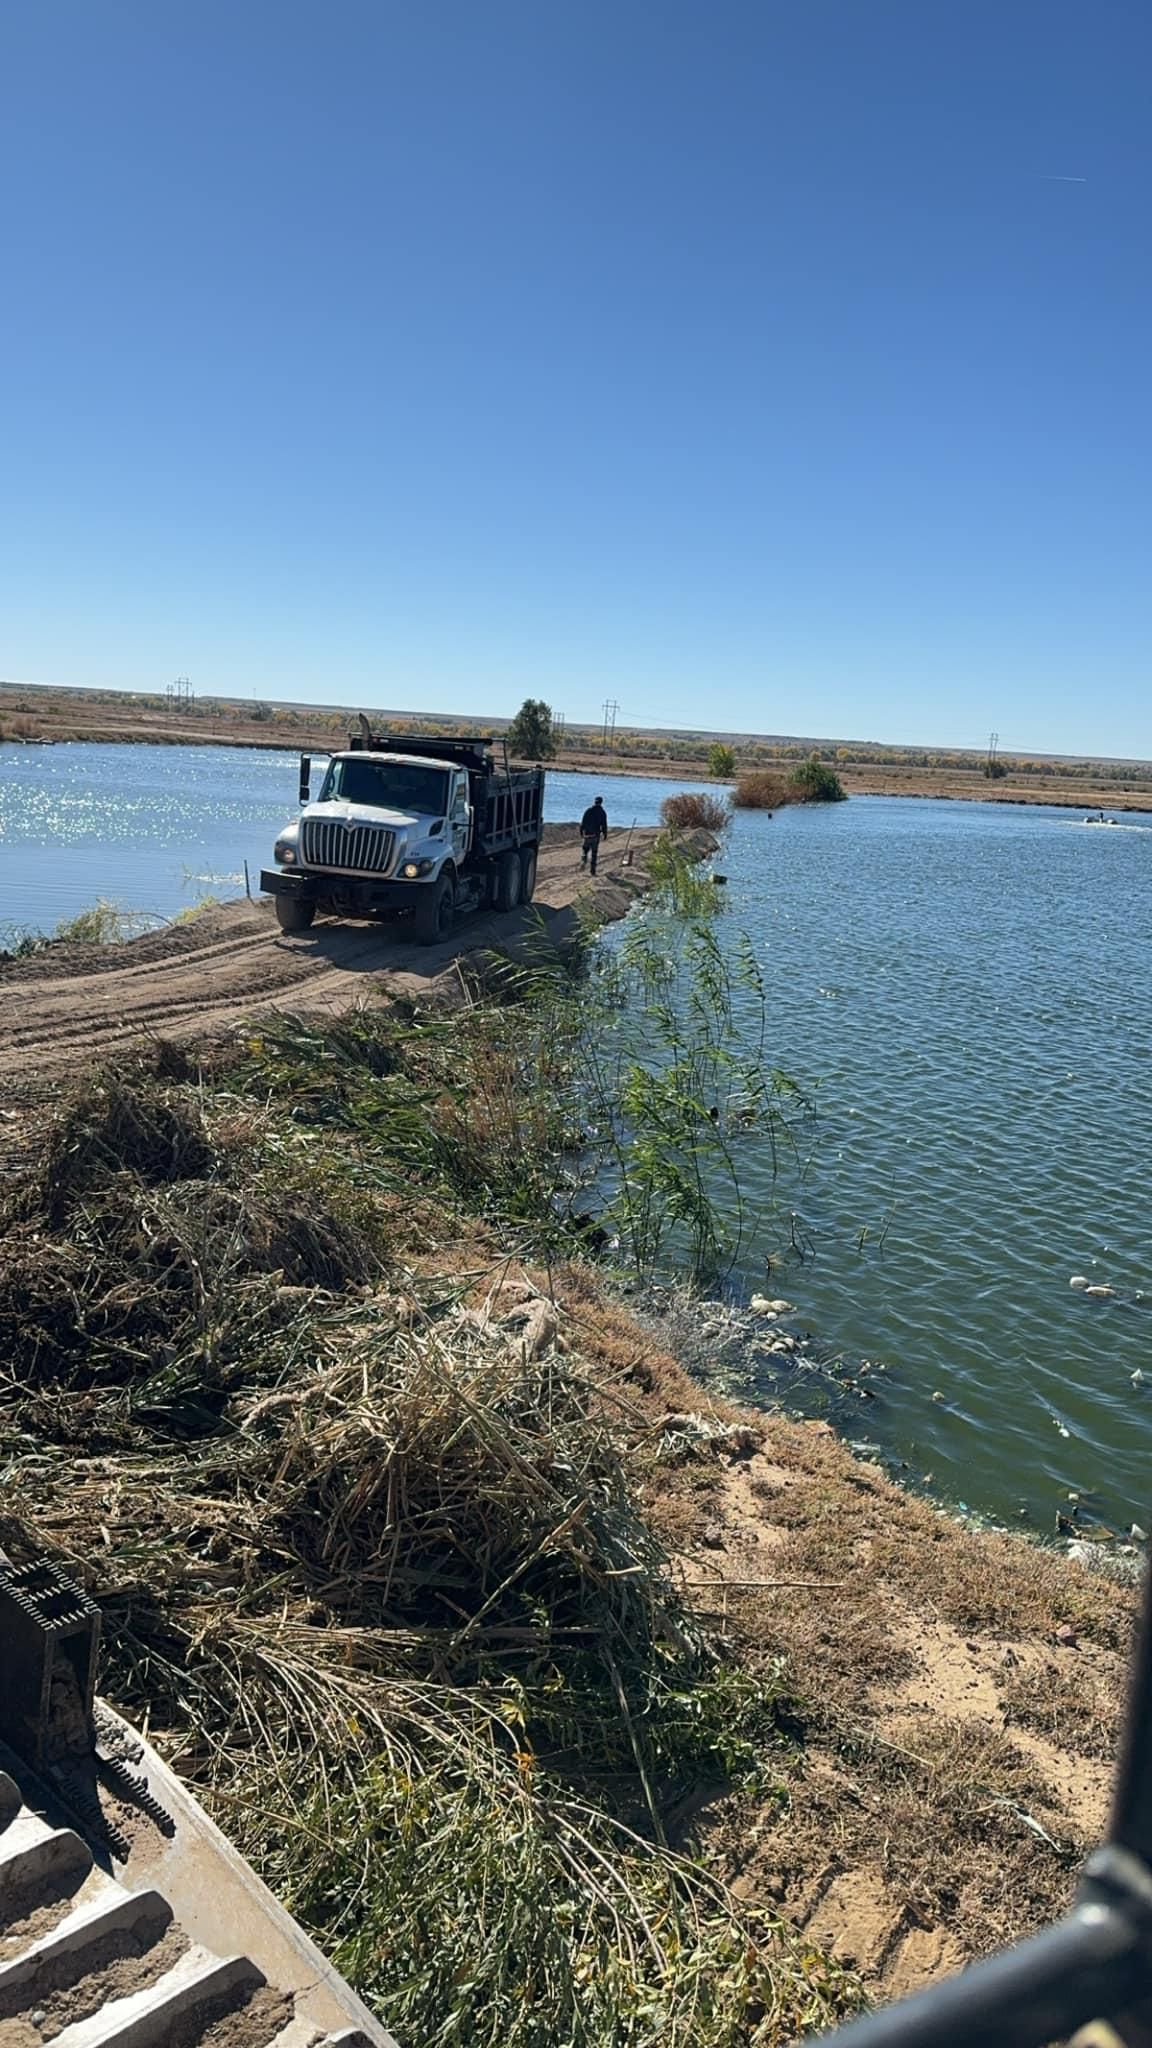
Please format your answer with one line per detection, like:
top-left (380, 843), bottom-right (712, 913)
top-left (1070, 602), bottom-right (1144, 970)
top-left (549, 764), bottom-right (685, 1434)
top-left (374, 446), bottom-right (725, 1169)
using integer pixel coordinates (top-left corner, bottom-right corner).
top-left (646, 833), bottom-right (723, 917)
top-left (585, 925), bottom-right (808, 1286)
top-left (52, 899), bottom-right (162, 945)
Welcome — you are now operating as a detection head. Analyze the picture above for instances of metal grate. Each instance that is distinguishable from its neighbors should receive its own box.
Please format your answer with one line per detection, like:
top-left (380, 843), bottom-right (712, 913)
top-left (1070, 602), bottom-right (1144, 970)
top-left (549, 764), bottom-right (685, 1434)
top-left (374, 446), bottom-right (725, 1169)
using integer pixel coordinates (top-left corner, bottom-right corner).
top-left (300, 820), bottom-right (396, 874)
top-left (0, 1557), bottom-right (101, 1769)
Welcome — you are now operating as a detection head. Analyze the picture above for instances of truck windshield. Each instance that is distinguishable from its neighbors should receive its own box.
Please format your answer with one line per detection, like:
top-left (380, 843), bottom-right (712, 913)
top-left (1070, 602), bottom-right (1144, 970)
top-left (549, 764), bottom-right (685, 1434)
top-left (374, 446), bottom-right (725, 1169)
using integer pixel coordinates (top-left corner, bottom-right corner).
top-left (320, 759), bottom-right (450, 814)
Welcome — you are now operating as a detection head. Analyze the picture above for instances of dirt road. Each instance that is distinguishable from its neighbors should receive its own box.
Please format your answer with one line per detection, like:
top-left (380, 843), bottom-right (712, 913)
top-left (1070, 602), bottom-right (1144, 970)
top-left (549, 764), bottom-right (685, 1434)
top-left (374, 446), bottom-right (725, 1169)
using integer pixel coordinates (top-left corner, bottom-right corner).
top-left (0, 827), bottom-right (668, 1086)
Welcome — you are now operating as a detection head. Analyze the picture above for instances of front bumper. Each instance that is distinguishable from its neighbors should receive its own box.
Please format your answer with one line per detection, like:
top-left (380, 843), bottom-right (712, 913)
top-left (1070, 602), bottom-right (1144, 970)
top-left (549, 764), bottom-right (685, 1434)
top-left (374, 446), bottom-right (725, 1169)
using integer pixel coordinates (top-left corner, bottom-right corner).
top-left (260, 868), bottom-right (427, 914)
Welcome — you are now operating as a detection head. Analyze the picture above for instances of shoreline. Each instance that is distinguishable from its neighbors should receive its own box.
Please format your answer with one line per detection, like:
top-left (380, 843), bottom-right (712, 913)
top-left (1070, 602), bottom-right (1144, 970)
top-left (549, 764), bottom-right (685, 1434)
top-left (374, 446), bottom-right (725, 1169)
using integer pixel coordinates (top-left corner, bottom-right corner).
top-left (8, 724), bottom-right (1152, 813)
top-left (6, 685), bottom-right (1152, 813)
top-left (0, 808), bottom-right (1137, 2031)
top-left (0, 999), bottom-right (1134, 2027)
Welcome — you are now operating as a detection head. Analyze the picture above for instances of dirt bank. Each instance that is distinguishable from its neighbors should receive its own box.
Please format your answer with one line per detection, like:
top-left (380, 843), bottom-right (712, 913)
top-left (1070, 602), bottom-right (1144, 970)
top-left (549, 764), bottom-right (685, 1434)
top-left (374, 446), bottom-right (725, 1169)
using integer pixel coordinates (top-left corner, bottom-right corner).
top-left (0, 824), bottom-right (682, 1092)
top-left (0, 830), bottom-right (1137, 2034)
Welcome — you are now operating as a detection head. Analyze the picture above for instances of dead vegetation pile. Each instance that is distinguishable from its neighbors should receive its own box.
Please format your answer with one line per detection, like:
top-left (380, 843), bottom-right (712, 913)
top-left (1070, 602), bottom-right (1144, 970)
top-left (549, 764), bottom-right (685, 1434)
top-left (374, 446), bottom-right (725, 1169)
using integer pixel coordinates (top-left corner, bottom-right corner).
top-left (0, 1075), bottom-right (377, 1437)
top-left (0, 1045), bottom-right (858, 2047)
top-left (1, 1009), bottom-right (1136, 2032)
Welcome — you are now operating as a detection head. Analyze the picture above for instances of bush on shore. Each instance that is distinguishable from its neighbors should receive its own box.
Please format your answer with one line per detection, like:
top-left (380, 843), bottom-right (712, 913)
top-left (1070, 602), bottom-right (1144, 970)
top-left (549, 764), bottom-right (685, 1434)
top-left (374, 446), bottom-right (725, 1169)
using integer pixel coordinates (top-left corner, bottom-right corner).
top-left (659, 791), bottom-right (730, 831)
top-left (788, 755), bottom-right (847, 802)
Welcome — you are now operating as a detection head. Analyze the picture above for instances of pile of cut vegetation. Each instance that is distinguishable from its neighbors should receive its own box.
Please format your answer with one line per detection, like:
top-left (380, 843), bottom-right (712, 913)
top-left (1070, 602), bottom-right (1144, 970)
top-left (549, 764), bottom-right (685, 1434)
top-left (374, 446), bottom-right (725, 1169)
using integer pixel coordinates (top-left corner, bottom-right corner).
top-left (0, 1036), bottom-right (857, 2048)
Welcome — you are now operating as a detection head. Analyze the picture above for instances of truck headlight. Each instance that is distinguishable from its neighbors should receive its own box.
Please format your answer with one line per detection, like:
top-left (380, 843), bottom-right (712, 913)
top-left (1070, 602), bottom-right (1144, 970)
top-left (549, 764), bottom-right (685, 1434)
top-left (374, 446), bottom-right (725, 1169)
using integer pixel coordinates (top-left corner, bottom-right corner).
top-left (275, 841), bottom-right (297, 865)
top-left (402, 859), bottom-right (435, 878)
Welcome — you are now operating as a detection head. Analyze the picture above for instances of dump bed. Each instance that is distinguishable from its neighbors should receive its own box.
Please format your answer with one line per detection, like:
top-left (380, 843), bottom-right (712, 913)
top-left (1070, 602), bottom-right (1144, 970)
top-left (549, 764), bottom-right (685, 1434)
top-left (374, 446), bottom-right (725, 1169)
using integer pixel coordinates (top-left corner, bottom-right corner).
top-left (350, 729), bottom-right (545, 855)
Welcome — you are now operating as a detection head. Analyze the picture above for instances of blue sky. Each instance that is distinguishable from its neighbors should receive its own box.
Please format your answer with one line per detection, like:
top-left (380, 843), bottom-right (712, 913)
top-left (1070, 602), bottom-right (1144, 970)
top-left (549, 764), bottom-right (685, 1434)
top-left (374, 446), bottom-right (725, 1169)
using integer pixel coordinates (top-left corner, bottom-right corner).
top-left (2, 1), bottom-right (1149, 754)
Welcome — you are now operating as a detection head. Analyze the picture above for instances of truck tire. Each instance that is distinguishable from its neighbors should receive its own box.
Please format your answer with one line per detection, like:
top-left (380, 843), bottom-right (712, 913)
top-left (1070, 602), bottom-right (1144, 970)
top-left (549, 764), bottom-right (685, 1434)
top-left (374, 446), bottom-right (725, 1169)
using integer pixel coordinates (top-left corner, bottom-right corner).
top-left (519, 847), bottom-right (537, 903)
top-left (275, 895), bottom-right (315, 933)
top-left (494, 850), bottom-right (522, 914)
top-left (414, 874), bottom-right (455, 945)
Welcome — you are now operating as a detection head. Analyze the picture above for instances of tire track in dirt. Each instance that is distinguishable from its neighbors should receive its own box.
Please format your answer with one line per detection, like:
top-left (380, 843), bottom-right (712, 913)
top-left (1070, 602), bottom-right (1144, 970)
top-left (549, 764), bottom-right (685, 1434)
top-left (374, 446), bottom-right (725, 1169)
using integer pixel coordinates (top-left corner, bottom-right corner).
top-left (0, 830), bottom-right (670, 1081)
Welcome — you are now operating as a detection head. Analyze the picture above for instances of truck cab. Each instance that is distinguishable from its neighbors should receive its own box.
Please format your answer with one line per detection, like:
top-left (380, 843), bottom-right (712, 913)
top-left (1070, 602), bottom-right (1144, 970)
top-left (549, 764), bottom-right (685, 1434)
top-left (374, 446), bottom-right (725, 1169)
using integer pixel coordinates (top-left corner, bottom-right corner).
top-left (261, 730), bottom-right (545, 945)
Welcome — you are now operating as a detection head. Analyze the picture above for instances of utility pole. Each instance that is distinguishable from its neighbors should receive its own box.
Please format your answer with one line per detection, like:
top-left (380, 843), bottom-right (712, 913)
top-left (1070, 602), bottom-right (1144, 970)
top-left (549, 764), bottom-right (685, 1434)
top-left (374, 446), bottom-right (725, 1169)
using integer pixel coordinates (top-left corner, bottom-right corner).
top-left (166, 676), bottom-right (194, 715)
top-left (602, 699), bottom-right (619, 751)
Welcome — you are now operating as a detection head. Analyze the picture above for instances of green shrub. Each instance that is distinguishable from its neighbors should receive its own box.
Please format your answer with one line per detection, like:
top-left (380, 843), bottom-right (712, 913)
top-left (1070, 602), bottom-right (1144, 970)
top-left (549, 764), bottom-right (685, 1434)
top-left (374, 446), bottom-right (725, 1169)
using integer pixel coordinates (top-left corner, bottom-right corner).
top-left (788, 757), bottom-right (847, 803)
top-left (706, 742), bottom-right (736, 779)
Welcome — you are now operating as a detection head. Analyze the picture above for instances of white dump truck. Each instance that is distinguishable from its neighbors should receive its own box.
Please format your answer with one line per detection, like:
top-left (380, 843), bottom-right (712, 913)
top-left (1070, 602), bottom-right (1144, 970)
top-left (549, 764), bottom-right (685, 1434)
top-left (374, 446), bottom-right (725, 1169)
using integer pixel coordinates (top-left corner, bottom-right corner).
top-left (261, 727), bottom-right (546, 944)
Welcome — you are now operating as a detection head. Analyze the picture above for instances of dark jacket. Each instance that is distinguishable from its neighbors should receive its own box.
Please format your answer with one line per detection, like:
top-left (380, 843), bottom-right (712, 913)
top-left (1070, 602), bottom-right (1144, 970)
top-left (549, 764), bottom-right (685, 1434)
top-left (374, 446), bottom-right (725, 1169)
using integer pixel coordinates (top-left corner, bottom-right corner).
top-left (580, 804), bottom-right (607, 840)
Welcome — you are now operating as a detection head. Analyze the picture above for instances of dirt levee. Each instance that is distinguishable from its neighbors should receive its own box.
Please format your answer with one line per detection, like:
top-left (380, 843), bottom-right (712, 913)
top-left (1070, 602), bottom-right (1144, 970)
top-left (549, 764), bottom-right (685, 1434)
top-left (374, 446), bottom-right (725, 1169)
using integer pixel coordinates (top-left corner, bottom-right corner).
top-left (0, 826), bottom-right (682, 1084)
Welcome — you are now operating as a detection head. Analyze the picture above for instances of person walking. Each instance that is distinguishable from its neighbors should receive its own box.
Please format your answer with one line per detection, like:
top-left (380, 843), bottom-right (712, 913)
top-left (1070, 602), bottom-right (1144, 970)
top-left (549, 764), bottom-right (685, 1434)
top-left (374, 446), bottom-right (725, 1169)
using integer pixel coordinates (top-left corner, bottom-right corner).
top-left (579, 796), bottom-right (608, 875)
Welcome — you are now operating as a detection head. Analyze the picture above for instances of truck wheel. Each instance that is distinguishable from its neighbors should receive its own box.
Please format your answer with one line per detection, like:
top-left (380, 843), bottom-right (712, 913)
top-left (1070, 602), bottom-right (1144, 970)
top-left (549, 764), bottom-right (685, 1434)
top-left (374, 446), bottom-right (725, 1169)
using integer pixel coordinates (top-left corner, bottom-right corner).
top-left (494, 850), bottom-right (522, 914)
top-left (414, 875), bottom-right (455, 945)
top-left (519, 847), bottom-right (537, 903)
top-left (275, 895), bottom-right (315, 933)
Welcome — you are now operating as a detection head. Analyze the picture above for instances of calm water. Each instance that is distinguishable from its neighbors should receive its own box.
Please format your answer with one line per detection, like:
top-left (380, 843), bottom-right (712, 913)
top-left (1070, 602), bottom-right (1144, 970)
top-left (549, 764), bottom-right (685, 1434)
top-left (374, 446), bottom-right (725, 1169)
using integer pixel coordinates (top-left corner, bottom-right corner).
top-left (3, 741), bottom-right (1151, 1530)
top-left (702, 797), bottom-right (1152, 1534)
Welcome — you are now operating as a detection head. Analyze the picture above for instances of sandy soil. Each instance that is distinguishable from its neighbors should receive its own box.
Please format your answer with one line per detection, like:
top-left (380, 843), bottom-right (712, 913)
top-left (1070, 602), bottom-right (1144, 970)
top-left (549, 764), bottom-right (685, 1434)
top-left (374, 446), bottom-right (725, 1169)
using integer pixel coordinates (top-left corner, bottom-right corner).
top-left (548, 1265), bottom-right (1136, 2001)
top-left (0, 826), bottom-right (666, 1088)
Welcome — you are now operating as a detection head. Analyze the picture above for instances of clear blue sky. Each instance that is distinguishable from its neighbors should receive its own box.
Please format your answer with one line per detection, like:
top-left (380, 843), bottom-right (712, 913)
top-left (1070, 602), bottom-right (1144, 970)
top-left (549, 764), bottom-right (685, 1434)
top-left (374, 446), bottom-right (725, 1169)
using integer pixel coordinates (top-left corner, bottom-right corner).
top-left (2, 2), bottom-right (1149, 754)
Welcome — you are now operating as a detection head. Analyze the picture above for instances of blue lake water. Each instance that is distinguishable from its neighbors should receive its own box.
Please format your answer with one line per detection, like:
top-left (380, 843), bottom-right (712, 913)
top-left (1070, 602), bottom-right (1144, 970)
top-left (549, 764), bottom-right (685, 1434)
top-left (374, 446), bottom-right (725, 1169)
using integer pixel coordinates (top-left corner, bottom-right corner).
top-left (681, 795), bottom-right (1152, 1534)
top-left (3, 740), bottom-right (1150, 1532)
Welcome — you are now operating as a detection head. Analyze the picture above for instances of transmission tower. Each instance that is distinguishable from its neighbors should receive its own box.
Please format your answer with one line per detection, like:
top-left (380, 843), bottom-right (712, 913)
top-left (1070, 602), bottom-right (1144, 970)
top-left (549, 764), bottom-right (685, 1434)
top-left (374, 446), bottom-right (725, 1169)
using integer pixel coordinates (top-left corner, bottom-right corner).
top-left (166, 676), bottom-right (195, 715)
top-left (602, 698), bottom-right (619, 750)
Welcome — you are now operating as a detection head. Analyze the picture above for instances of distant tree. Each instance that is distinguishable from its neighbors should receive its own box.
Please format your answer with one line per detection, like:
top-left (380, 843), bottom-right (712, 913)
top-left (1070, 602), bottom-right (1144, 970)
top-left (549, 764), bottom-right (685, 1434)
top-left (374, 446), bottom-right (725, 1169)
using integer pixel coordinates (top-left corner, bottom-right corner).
top-left (250, 701), bottom-right (274, 723)
top-left (707, 742), bottom-right (736, 779)
top-left (506, 698), bottom-right (556, 759)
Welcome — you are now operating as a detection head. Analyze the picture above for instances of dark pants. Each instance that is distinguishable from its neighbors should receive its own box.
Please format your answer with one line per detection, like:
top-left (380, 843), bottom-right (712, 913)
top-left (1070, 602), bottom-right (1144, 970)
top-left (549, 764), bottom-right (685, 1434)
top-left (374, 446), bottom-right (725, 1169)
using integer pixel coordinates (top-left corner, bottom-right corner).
top-left (581, 833), bottom-right (601, 874)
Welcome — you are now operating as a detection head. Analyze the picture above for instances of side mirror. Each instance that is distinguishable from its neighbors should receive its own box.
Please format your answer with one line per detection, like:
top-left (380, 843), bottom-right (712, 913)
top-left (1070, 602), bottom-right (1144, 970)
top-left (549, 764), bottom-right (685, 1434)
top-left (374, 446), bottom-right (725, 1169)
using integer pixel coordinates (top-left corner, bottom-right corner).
top-left (299, 755), bottom-right (311, 805)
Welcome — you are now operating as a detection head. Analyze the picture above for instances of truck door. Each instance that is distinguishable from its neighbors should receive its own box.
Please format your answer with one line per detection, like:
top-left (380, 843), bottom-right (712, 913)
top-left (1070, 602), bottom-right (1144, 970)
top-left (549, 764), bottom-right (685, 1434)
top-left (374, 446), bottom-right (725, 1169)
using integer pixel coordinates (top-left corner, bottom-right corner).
top-left (450, 772), bottom-right (471, 861)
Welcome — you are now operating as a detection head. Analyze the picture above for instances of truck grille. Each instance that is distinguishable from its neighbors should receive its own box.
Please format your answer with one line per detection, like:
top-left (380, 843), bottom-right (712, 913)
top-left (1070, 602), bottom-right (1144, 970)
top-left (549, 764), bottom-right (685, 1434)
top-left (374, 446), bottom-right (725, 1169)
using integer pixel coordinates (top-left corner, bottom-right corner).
top-left (300, 820), bottom-right (396, 874)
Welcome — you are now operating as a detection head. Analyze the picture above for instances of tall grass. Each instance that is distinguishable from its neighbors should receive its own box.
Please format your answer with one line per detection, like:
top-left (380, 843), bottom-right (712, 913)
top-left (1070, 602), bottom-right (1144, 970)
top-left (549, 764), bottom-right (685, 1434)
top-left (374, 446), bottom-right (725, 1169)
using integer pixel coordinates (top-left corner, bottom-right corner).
top-left (54, 899), bottom-right (136, 944)
top-left (646, 833), bottom-right (722, 917)
top-left (1, 899), bottom-right (163, 953)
